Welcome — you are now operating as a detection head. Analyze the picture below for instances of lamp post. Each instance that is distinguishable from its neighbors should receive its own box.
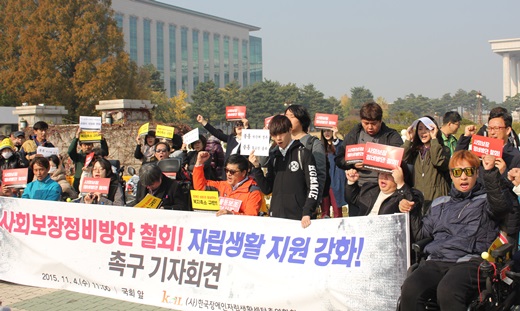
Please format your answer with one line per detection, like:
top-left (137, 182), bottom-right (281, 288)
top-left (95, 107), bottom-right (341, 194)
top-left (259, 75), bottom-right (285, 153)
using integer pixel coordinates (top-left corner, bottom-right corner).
top-left (476, 91), bottom-right (482, 125)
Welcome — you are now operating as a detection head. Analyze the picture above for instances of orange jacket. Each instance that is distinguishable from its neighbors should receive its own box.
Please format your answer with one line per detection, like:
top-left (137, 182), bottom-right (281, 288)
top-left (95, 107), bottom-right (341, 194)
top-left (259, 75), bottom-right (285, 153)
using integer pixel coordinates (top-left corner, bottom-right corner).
top-left (193, 165), bottom-right (262, 216)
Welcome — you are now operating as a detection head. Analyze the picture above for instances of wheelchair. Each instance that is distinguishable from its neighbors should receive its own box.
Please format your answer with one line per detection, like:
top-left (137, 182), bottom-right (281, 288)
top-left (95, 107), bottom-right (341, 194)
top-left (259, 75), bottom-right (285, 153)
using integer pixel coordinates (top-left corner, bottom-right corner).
top-left (397, 237), bottom-right (520, 311)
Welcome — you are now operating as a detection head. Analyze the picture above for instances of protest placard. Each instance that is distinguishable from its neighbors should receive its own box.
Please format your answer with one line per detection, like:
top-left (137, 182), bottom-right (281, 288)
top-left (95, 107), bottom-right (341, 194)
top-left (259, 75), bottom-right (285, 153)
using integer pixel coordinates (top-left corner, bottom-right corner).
top-left (79, 116), bottom-right (102, 131)
top-left (219, 197), bottom-right (242, 212)
top-left (345, 144), bottom-right (365, 164)
top-left (36, 146), bottom-right (59, 158)
top-left (1, 168), bottom-right (28, 188)
top-left (134, 193), bottom-right (162, 209)
top-left (156, 125), bottom-right (175, 139)
top-left (80, 177), bottom-right (111, 194)
top-left (314, 113), bottom-right (338, 129)
top-left (226, 106), bottom-right (246, 121)
top-left (79, 132), bottom-right (102, 143)
top-left (190, 190), bottom-right (220, 211)
top-left (183, 128), bottom-right (200, 146)
top-left (138, 123), bottom-right (150, 137)
top-left (264, 116), bottom-right (274, 129)
top-left (470, 135), bottom-right (503, 158)
top-left (240, 129), bottom-right (270, 156)
top-left (363, 142), bottom-right (404, 173)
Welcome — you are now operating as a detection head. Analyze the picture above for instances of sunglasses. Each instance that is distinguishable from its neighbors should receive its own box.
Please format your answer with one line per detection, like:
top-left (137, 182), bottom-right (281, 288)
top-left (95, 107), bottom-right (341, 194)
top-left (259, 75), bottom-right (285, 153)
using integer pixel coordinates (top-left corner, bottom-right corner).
top-left (450, 167), bottom-right (477, 178)
top-left (156, 149), bottom-right (168, 153)
top-left (225, 169), bottom-right (240, 175)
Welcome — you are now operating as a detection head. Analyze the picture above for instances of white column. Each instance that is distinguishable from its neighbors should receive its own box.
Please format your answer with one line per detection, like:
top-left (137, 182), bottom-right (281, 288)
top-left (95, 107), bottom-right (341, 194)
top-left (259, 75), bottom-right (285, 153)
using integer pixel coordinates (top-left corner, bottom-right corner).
top-left (511, 57), bottom-right (518, 97)
top-left (238, 39), bottom-right (243, 87)
top-left (208, 33), bottom-right (214, 79)
top-left (176, 26), bottom-right (182, 94)
top-left (136, 17), bottom-right (143, 66)
top-left (503, 52), bottom-right (511, 101)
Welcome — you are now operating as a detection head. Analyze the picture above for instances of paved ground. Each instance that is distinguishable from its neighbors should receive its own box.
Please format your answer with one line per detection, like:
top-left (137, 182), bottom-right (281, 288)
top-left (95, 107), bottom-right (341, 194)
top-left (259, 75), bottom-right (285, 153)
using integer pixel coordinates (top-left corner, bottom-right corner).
top-left (0, 281), bottom-right (173, 311)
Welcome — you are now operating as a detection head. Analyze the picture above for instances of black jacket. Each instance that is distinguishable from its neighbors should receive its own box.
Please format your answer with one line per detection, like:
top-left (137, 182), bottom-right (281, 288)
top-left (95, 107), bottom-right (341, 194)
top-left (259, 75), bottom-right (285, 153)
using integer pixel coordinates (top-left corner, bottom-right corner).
top-left (136, 173), bottom-right (190, 211)
top-left (345, 181), bottom-right (423, 217)
top-left (251, 140), bottom-right (319, 220)
top-left (335, 122), bottom-right (403, 185)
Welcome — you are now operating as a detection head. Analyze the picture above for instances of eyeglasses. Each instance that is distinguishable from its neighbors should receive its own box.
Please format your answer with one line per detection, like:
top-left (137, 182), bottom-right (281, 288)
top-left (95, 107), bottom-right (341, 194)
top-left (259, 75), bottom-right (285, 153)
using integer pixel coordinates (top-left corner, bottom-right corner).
top-left (450, 167), bottom-right (477, 178)
top-left (487, 126), bottom-right (507, 132)
top-left (156, 149), bottom-right (168, 153)
top-left (225, 168), bottom-right (240, 175)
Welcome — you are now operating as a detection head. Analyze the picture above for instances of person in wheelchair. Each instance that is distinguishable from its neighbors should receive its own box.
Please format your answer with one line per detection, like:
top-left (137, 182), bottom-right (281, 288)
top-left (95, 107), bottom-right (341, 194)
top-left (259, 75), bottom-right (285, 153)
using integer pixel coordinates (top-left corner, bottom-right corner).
top-left (400, 150), bottom-right (514, 311)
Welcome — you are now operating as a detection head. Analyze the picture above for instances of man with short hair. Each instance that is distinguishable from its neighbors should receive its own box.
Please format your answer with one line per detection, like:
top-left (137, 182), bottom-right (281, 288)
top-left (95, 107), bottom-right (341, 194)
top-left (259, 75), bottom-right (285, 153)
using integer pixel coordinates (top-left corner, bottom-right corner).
top-left (9, 131), bottom-right (25, 152)
top-left (335, 101), bottom-right (403, 216)
top-left (440, 111), bottom-right (461, 156)
top-left (400, 151), bottom-right (512, 310)
top-left (249, 115), bottom-right (319, 228)
top-left (22, 157), bottom-right (62, 201)
top-left (135, 163), bottom-right (190, 210)
top-left (20, 121), bottom-right (54, 163)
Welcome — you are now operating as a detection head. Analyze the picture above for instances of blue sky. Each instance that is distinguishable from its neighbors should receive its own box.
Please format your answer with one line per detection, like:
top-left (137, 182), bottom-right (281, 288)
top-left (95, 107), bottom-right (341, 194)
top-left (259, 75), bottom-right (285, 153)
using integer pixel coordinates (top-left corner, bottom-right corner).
top-left (159, 0), bottom-right (520, 103)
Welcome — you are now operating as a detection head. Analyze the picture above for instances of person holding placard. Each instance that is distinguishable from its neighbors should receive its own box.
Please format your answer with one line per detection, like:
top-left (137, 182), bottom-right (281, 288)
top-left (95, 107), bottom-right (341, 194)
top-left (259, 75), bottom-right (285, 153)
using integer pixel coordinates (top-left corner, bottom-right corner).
top-left (135, 163), bottom-right (190, 210)
top-left (400, 152), bottom-right (512, 311)
top-left (134, 130), bottom-right (158, 164)
top-left (79, 157), bottom-right (124, 206)
top-left (402, 116), bottom-right (450, 215)
top-left (68, 127), bottom-right (109, 193)
top-left (22, 157), bottom-right (61, 201)
top-left (194, 152), bottom-right (262, 216)
top-left (181, 135), bottom-right (217, 182)
top-left (456, 107), bottom-right (520, 240)
top-left (48, 155), bottom-right (78, 200)
top-left (0, 138), bottom-right (26, 177)
top-left (20, 121), bottom-right (54, 164)
top-left (196, 114), bottom-right (248, 179)
top-left (335, 102), bottom-right (402, 216)
top-left (249, 115), bottom-right (319, 228)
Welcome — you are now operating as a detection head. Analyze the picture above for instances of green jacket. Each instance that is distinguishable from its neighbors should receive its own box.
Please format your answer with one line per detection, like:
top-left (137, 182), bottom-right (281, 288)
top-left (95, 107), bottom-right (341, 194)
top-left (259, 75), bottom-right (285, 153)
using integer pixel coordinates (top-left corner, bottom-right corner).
top-left (402, 138), bottom-right (451, 215)
top-left (67, 137), bottom-right (109, 179)
top-left (442, 132), bottom-right (458, 156)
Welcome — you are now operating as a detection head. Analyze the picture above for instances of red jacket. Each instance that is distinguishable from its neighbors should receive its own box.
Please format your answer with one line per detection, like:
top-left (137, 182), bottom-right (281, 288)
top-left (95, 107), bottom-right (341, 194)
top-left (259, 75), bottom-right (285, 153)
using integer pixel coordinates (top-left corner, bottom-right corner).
top-left (193, 165), bottom-right (261, 216)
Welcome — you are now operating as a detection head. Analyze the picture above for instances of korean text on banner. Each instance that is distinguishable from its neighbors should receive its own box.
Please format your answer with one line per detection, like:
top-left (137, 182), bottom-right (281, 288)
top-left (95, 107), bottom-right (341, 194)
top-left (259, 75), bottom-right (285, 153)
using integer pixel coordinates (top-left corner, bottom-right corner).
top-left (0, 197), bottom-right (408, 311)
top-left (80, 116), bottom-right (102, 131)
top-left (1, 168), bottom-right (28, 188)
top-left (225, 106), bottom-right (246, 121)
top-left (80, 177), bottom-right (111, 194)
top-left (314, 113), bottom-right (338, 129)
top-left (79, 132), bottom-right (102, 143)
top-left (134, 194), bottom-right (162, 209)
top-left (156, 125), bottom-right (175, 139)
top-left (363, 142), bottom-right (404, 173)
top-left (470, 135), bottom-right (503, 158)
top-left (240, 129), bottom-right (270, 157)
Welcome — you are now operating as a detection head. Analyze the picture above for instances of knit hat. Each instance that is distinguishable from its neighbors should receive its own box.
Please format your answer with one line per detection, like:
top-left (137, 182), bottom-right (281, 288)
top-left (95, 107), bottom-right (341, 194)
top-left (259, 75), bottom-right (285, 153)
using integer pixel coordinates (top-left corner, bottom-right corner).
top-left (0, 138), bottom-right (14, 151)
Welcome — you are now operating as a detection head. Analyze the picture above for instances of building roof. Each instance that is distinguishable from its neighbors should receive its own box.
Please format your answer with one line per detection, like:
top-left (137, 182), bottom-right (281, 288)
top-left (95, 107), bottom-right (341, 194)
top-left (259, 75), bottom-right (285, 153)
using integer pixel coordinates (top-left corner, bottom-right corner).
top-left (0, 107), bottom-right (18, 124)
top-left (147, 0), bottom-right (261, 31)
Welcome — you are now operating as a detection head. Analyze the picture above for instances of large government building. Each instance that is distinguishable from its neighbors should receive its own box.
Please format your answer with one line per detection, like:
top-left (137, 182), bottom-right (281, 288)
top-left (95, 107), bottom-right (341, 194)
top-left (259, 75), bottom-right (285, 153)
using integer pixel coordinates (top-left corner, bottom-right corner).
top-left (111, 0), bottom-right (262, 97)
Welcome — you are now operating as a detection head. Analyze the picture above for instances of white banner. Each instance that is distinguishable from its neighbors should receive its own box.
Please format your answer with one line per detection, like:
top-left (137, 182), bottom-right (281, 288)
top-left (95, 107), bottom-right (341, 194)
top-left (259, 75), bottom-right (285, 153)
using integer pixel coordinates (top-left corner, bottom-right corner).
top-left (183, 128), bottom-right (200, 146)
top-left (36, 146), bottom-right (59, 157)
top-left (79, 116), bottom-right (102, 131)
top-left (0, 198), bottom-right (408, 311)
top-left (240, 129), bottom-right (271, 156)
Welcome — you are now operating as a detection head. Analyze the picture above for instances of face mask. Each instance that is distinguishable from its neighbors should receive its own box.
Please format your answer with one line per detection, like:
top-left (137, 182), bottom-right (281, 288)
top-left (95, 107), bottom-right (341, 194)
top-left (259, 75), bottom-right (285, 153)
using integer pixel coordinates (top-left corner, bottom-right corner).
top-left (2, 151), bottom-right (13, 159)
top-left (49, 167), bottom-right (57, 174)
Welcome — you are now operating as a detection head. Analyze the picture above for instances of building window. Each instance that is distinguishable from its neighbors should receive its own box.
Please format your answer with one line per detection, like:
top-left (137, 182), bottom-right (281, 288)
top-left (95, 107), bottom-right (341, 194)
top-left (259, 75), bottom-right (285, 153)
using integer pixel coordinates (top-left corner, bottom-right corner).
top-left (143, 19), bottom-right (151, 65)
top-left (233, 38), bottom-right (239, 82)
top-left (156, 22), bottom-right (164, 78)
top-left (192, 30), bottom-right (199, 87)
top-left (249, 36), bottom-right (262, 84)
top-left (242, 40), bottom-right (248, 86)
top-left (181, 27), bottom-right (188, 91)
top-left (214, 34), bottom-right (220, 87)
top-left (129, 16), bottom-right (138, 62)
top-left (223, 36), bottom-right (229, 85)
top-left (203, 32), bottom-right (210, 82)
top-left (115, 13), bottom-right (123, 30)
top-left (169, 24), bottom-right (177, 97)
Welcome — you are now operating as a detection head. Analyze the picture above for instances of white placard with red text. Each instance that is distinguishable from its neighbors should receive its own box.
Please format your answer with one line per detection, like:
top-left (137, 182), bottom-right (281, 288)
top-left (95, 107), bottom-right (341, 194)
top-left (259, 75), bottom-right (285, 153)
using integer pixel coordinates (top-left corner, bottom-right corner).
top-left (0, 197), bottom-right (408, 311)
top-left (314, 113), bottom-right (338, 129)
top-left (470, 135), bottom-right (503, 158)
top-left (80, 177), bottom-right (111, 194)
top-left (225, 106), bottom-right (246, 121)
